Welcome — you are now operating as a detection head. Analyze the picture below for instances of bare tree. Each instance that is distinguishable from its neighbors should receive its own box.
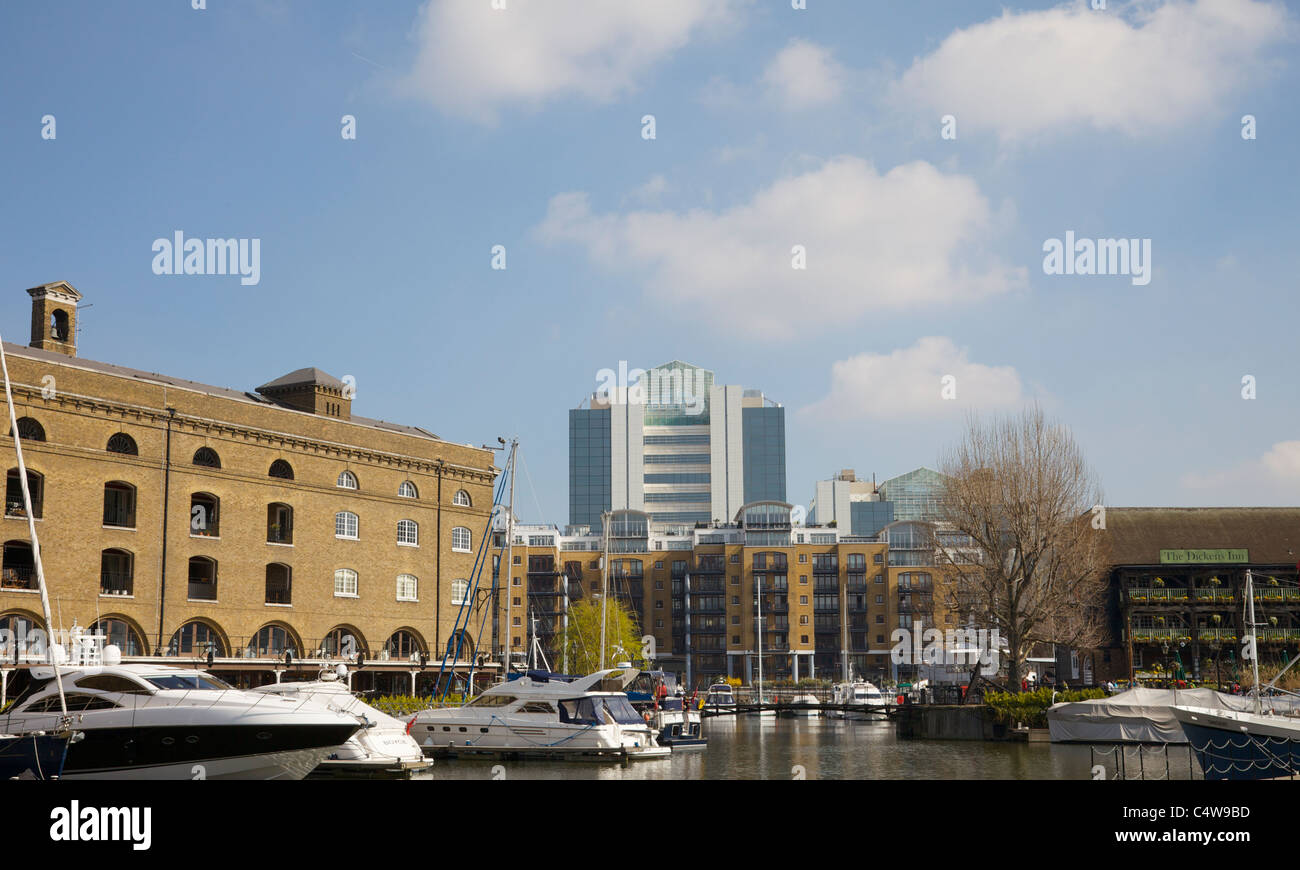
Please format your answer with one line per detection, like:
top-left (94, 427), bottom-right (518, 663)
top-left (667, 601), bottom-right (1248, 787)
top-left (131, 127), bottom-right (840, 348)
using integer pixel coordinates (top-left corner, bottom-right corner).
top-left (939, 405), bottom-right (1110, 693)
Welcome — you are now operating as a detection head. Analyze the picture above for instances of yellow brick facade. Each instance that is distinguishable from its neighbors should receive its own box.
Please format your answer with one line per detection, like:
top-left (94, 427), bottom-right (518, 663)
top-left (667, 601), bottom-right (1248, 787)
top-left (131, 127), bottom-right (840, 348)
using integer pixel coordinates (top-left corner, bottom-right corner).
top-left (0, 286), bottom-right (498, 685)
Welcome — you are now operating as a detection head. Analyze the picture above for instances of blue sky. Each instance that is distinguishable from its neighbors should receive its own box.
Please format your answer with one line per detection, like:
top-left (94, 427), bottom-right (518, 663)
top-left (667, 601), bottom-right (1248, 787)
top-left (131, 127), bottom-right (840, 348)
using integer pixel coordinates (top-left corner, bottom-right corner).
top-left (1, 0), bottom-right (1297, 523)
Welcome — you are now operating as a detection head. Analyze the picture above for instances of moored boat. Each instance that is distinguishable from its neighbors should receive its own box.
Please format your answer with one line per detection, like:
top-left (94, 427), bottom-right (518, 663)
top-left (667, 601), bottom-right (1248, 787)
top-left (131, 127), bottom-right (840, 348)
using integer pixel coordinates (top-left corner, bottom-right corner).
top-left (249, 668), bottom-right (430, 775)
top-left (408, 668), bottom-right (670, 760)
top-left (0, 654), bottom-right (363, 780)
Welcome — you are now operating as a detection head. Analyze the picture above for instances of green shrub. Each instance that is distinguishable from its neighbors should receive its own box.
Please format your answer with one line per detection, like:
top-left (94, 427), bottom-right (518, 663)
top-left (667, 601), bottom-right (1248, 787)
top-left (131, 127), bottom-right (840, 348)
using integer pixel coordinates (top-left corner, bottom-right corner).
top-left (365, 694), bottom-right (462, 717)
top-left (984, 687), bottom-right (1106, 728)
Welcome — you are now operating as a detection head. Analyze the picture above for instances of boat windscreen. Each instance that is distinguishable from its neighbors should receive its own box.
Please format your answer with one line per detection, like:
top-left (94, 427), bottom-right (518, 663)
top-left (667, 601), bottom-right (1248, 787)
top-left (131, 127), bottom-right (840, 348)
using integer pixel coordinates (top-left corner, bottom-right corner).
top-left (558, 696), bottom-right (645, 726)
top-left (145, 674), bottom-right (232, 691)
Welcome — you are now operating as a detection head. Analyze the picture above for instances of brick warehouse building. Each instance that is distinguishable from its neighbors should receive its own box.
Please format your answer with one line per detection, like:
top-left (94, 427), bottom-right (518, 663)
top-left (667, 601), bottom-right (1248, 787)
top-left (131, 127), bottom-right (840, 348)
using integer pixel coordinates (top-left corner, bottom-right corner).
top-left (0, 282), bottom-right (498, 692)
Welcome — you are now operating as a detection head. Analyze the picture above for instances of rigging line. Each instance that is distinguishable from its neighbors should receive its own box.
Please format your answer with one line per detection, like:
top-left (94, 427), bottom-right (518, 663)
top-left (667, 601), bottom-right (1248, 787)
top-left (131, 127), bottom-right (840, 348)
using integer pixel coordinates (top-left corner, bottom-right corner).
top-left (517, 448), bottom-right (547, 529)
top-left (433, 453), bottom-right (511, 697)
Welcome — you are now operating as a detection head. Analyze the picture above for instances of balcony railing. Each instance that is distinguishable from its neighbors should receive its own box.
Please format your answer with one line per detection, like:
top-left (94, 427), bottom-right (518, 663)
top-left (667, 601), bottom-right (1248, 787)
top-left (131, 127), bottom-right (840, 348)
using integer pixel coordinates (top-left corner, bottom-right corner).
top-left (1127, 588), bottom-right (1190, 603)
top-left (1128, 627), bottom-right (1192, 643)
top-left (187, 581), bottom-right (217, 601)
top-left (1, 565), bottom-right (38, 590)
top-left (100, 572), bottom-right (133, 596)
top-left (1193, 589), bottom-right (1235, 603)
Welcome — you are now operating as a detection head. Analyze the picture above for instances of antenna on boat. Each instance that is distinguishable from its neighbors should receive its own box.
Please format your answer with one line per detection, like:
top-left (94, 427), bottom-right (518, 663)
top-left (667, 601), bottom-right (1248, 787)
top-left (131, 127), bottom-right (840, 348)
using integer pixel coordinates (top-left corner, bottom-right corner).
top-left (0, 333), bottom-right (68, 719)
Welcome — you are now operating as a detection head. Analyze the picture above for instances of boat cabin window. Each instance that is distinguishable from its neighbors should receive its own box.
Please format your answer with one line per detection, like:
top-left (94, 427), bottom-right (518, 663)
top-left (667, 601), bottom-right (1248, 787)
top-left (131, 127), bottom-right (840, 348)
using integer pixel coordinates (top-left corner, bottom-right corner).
top-left (145, 674), bottom-right (231, 691)
top-left (76, 674), bottom-right (153, 694)
top-left (27, 693), bottom-right (122, 712)
top-left (558, 696), bottom-right (644, 726)
top-left (516, 701), bottom-right (555, 714)
top-left (466, 694), bottom-right (518, 708)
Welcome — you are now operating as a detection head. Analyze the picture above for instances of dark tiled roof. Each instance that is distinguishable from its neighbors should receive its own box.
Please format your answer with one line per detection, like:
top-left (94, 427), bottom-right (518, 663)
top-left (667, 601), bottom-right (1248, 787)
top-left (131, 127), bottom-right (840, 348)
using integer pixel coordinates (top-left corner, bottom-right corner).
top-left (256, 367), bottom-right (345, 392)
top-left (2, 342), bottom-right (440, 442)
top-left (1105, 507), bottom-right (1300, 566)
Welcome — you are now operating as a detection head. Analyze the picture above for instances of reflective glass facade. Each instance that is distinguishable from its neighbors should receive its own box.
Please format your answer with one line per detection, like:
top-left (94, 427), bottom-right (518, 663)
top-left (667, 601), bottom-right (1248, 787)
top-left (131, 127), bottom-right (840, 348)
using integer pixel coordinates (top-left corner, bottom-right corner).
top-left (569, 408), bottom-right (611, 530)
top-left (742, 406), bottom-right (786, 504)
top-left (879, 467), bottom-right (946, 522)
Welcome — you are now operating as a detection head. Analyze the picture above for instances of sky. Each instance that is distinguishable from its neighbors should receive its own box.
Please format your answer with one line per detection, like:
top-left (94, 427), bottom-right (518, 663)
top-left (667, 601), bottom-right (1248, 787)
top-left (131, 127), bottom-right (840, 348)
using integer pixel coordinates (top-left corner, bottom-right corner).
top-left (1, 0), bottom-right (1297, 524)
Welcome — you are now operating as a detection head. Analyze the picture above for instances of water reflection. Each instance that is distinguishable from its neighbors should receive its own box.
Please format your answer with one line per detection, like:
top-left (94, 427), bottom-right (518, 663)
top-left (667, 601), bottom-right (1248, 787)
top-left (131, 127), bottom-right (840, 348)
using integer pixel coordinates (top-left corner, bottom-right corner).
top-left (410, 716), bottom-right (1202, 781)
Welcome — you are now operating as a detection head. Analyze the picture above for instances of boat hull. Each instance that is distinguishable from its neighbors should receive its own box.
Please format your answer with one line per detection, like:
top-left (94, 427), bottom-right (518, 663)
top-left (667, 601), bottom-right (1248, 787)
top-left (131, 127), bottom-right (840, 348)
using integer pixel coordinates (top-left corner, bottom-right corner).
top-left (0, 732), bottom-right (71, 780)
top-left (18, 722), bottom-right (360, 780)
top-left (1173, 705), bottom-right (1300, 781)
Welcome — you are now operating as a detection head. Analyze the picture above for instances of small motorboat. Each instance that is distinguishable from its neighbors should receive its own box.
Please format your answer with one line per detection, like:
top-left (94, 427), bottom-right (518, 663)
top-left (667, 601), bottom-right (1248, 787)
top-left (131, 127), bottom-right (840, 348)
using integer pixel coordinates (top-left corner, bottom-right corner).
top-left (789, 694), bottom-right (820, 718)
top-left (249, 667), bottom-right (430, 776)
top-left (408, 668), bottom-right (670, 761)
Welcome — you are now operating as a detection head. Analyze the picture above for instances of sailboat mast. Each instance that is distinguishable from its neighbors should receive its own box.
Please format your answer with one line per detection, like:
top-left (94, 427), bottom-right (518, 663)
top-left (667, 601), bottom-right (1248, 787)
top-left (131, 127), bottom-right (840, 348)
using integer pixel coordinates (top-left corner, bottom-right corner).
top-left (600, 511), bottom-right (610, 670)
top-left (757, 573), bottom-right (763, 703)
top-left (500, 441), bottom-right (517, 677)
top-left (1246, 569), bottom-right (1262, 714)
top-left (0, 334), bottom-right (66, 715)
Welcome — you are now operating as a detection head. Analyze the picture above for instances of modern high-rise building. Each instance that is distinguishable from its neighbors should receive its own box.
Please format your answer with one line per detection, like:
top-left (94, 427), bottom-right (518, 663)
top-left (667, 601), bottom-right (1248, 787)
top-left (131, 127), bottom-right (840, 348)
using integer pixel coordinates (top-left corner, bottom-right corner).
top-left (569, 361), bottom-right (785, 531)
top-left (808, 468), bottom-right (895, 538)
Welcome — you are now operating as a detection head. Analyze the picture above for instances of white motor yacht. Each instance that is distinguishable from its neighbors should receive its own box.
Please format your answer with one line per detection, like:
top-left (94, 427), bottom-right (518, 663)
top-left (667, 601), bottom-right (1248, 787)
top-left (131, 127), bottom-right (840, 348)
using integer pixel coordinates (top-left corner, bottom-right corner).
top-left (703, 682), bottom-right (736, 710)
top-left (249, 668), bottom-right (429, 775)
top-left (407, 668), bottom-right (669, 760)
top-left (790, 694), bottom-right (821, 718)
top-left (0, 652), bottom-right (362, 780)
top-left (827, 681), bottom-right (889, 718)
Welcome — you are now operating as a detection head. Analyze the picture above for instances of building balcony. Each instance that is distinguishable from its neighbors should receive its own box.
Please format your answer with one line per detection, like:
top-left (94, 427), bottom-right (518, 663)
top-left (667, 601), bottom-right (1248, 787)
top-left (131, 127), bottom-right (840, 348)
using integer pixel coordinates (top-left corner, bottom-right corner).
top-left (690, 579), bottom-right (725, 594)
top-left (1128, 627), bottom-right (1192, 644)
top-left (1192, 588), bottom-right (1236, 603)
top-left (1127, 587), bottom-right (1190, 604)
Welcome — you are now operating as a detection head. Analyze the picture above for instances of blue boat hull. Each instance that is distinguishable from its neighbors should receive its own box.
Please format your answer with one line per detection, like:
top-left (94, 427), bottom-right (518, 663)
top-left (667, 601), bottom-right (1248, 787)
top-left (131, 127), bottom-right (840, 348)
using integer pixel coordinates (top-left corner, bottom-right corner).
top-left (0, 732), bottom-right (70, 780)
top-left (1180, 720), bottom-right (1300, 781)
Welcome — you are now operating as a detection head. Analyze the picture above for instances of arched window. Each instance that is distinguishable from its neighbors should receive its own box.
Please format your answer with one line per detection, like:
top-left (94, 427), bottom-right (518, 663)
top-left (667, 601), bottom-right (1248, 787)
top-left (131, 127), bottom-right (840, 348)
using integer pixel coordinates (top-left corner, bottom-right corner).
top-left (451, 526), bottom-right (472, 552)
top-left (0, 611), bottom-right (40, 659)
top-left (51, 309), bottom-right (70, 341)
top-left (399, 481), bottom-right (418, 499)
top-left (267, 503), bottom-right (293, 544)
top-left (247, 624), bottom-right (297, 659)
top-left (91, 618), bottom-right (147, 656)
top-left (187, 556), bottom-right (217, 601)
top-left (169, 620), bottom-right (225, 657)
top-left (14, 417), bottom-right (45, 442)
top-left (106, 433), bottom-right (138, 455)
top-left (103, 481), bottom-right (136, 528)
top-left (336, 470), bottom-right (358, 490)
top-left (265, 563), bottom-right (291, 605)
top-left (334, 568), bottom-right (358, 597)
top-left (1, 542), bottom-right (36, 591)
top-left (397, 519), bottom-right (419, 546)
top-left (396, 573), bottom-right (418, 601)
top-left (321, 626), bottom-right (367, 659)
top-left (100, 548), bottom-right (133, 596)
top-left (450, 578), bottom-right (469, 605)
top-left (444, 629), bottom-right (474, 662)
top-left (453, 489), bottom-right (472, 507)
top-left (268, 459), bottom-right (294, 480)
top-left (335, 511), bottom-right (359, 539)
top-left (5, 468), bottom-right (43, 518)
top-left (192, 447), bottom-right (221, 468)
top-left (191, 492), bottom-right (219, 537)
top-left (385, 629), bottom-right (424, 660)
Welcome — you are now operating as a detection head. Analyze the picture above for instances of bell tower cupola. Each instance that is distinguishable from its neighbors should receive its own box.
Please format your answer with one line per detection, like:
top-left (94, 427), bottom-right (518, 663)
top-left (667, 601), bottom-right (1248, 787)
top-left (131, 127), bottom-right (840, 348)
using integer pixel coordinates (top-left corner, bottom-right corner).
top-left (27, 281), bottom-right (82, 357)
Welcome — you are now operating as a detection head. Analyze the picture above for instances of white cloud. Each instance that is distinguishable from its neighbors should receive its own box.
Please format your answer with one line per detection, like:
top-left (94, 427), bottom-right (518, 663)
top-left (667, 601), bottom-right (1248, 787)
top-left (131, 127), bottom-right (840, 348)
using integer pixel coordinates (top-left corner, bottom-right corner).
top-left (402, 0), bottom-right (742, 123)
top-left (894, 0), bottom-right (1291, 141)
top-left (1181, 440), bottom-right (1300, 501)
top-left (762, 39), bottom-right (845, 109)
top-left (1262, 441), bottom-right (1300, 478)
top-left (800, 337), bottom-right (1026, 422)
top-left (535, 157), bottom-right (1025, 335)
